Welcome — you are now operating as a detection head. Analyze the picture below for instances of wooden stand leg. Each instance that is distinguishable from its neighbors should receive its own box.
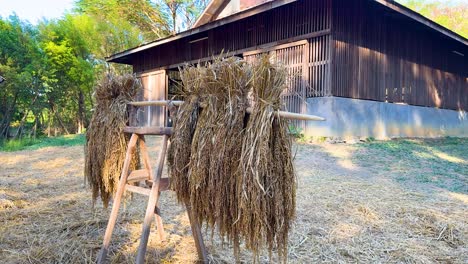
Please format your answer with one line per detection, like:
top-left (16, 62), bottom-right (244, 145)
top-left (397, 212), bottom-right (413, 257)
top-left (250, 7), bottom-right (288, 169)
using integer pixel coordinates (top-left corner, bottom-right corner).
top-left (185, 202), bottom-right (208, 263)
top-left (155, 204), bottom-right (166, 241)
top-left (136, 135), bottom-right (169, 264)
top-left (139, 136), bottom-right (165, 241)
top-left (97, 134), bottom-right (139, 264)
top-left (139, 136), bottom-right (153, 181)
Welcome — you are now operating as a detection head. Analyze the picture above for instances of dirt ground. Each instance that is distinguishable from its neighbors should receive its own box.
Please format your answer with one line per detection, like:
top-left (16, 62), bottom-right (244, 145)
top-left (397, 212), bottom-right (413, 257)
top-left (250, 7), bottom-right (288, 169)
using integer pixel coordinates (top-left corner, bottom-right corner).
top-left (1, 137), bottom-right (467, 263)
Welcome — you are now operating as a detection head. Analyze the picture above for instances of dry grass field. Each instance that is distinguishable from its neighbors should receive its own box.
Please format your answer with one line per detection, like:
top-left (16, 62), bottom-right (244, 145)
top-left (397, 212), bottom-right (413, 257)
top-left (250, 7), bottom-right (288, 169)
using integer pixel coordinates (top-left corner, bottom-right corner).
top-left (1, 137), bottom-right (467, 263)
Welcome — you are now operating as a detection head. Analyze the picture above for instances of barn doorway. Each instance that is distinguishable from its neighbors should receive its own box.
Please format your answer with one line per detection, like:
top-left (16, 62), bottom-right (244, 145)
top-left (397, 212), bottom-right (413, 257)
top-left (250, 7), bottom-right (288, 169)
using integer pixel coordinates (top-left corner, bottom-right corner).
top-left (137, 70), bottom-right (167, 127)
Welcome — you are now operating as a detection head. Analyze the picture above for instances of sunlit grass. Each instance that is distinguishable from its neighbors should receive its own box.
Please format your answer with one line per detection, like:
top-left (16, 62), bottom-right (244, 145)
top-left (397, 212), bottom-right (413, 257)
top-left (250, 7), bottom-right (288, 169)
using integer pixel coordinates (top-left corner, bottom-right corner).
top-left (353, 137), bottom-right (467, 193)
top-left (0, 134), bottom-right (85, 152)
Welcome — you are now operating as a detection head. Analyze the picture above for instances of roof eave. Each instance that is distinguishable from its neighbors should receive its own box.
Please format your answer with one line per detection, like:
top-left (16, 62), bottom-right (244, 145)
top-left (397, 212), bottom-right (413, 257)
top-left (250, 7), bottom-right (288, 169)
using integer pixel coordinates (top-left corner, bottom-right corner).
top-left (107, 0), bottom-right (468, 64)
top-left (192, 0), bottom-right (229, 28)
top-left (106, 0), bottom-right (297, 64)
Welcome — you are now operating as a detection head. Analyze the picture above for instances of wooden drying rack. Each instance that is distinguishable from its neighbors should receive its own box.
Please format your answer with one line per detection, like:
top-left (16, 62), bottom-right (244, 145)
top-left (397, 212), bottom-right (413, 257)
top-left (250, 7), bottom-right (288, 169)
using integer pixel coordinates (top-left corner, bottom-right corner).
top-left (97, 100), bottom-right (325, 264)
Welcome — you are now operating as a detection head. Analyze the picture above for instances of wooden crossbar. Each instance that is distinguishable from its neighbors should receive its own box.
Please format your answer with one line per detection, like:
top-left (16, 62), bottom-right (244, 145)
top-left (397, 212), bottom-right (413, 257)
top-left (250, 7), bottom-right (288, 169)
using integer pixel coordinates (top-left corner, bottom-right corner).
top-left (129, 100), bottom-right (326, 121)
top-left (125, 184), bottom-right (151, 196)
top-left (123, 126), bottom-right (173, 135)
top-left (127, 169), bottom-right (150, 182)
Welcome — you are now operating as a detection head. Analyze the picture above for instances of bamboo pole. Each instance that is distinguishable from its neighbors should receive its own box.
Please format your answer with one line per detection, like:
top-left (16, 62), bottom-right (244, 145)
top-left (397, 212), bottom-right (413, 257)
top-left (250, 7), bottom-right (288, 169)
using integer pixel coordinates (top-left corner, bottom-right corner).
top-left (129, 100), bottom-right (326, 121)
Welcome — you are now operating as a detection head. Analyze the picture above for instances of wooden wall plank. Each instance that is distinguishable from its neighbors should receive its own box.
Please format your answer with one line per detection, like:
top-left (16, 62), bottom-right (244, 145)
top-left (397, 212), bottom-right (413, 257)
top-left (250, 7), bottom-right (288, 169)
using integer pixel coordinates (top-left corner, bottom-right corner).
top-left (132, 0), bottom-right (466, 111)
top-left (331, 0), bottom-right (467, 110)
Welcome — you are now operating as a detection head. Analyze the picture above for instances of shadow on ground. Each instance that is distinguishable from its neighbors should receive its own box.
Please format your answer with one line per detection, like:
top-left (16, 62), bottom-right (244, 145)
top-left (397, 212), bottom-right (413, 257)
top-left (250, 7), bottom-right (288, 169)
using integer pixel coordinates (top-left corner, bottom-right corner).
top-left (0, 137), bottom-right (466, 263)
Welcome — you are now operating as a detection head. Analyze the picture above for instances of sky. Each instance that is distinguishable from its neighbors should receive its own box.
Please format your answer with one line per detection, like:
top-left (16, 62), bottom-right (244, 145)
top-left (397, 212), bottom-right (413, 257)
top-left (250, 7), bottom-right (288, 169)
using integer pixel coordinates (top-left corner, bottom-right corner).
top-left (0, 0), bottom-right (467, 25)
top-left (0, 0), bottom-right (75, 24)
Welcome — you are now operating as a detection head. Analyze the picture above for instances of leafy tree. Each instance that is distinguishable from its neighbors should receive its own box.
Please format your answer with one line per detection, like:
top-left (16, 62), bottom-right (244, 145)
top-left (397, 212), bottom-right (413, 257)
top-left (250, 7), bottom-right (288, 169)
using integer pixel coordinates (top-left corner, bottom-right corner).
top-left (75, 0), bottom-right (168, 41)
top-left (156, 0), bottom-right (209, 34)
top-left (0, 0), bottom-right (208, 140)
top-left (75, 0), bottom-right (209, 39)
top-left (0, 15), bottom-right (42, 138)
top-left (398, 0), bottom-right (468, 38)
top-left (38, 15), bottom-right (95, 134)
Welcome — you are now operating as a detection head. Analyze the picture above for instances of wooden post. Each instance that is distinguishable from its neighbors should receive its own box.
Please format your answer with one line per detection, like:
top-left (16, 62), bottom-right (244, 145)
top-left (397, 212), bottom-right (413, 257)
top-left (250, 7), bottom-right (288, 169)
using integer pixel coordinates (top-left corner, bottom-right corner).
top-left (97, 133), bottom-right (139, 264)
top-left (154, 205), bottom-right (166, 241)
top-left (185, 202), bottom-right (209, 263)
top-left (139, 136), bottom-right (166, 242)
top-left (136, 135), bottom-right (169, 264)
top-left (97, 119), bottom-right (209, 262)
top-left (139, 136), bottom-right (152, 180)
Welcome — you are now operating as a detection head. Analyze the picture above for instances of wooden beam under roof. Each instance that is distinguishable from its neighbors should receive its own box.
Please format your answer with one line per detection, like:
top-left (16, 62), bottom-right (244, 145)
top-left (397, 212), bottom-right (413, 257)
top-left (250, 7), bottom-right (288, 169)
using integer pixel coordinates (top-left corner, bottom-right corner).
top-left (106, 0), bottom-right (466, 65)
top-left (106, 0), bottom-right (297, 63)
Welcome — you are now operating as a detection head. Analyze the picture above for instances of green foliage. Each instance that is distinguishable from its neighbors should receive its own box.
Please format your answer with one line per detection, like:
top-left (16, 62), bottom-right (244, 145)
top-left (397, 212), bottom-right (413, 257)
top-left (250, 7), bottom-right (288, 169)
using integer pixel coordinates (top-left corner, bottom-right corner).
top-left (156, 0), bottom-right (210, 34)
top-left (397, 0), bottom-right (468, 38)
top-left (74, 0), bottom-right (209, 44)
top-left (0, 137), bottom-right (41, 151)
top-left (316, 136), bottom-right (328, 143)
top-left (288, 124), bottom-right (304, 139)
top-left (0, 2), bottom-right (208, 140)
top-left (0, 15), bottom-right (42, 138)
top-left (0, 134), bottom-right (85, 152)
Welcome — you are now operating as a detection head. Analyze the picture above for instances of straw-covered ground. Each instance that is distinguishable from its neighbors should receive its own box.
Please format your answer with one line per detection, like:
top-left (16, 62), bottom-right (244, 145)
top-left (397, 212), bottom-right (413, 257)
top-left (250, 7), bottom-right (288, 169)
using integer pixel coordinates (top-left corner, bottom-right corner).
top-left (1, 137), bottom-right (467, 263)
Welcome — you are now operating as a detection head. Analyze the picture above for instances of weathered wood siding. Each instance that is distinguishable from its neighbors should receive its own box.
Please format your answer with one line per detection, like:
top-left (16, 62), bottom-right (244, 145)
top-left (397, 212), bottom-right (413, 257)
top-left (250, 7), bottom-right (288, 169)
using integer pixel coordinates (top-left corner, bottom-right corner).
top-left (243, 33), bottom-right (333, 129)
top-left (133, 0), bottom-right (332, 128)
top-left (332, 0), bottom-right (467, 110)
top-left (132, 71), bottom-right (167, 127)
top-left (133, 0), bottom-right (331, 73)
top-left (130, 0), bottom-right (466, 117)
top-left (309, 34), bottom-right (332, 97)
top-left (245, 41), bottom-right (309, 128)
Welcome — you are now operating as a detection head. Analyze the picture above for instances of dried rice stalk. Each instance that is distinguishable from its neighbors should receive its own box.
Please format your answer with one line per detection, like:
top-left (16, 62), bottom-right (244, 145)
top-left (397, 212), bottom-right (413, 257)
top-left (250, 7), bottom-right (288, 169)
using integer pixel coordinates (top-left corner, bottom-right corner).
top-left (188, 58), bottom-right (252, 240)
top-left (168, 55), bottom-right (295, 262)
top-left (168, 65), bottom-right (205, 203)
top-left (237, 55), bottom-right (295, 262)
top-left (84, 73), bottom-right (141, 207)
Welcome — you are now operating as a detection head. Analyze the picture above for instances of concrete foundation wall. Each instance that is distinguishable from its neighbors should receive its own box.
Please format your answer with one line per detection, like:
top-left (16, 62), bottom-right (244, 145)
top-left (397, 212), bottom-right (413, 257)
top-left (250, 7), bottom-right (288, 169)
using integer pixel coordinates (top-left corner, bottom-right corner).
top-left (305, 97), bottom-right (468, 139)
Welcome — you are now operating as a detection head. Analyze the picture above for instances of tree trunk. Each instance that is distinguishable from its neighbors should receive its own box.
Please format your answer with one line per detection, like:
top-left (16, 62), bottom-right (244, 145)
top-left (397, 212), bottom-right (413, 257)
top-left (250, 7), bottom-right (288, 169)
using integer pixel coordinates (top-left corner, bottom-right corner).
top-left (29, 114), bottom-right (39, 139)
top-left (0, 113), bottom-right (12, 139)
top-left (47, 110), bottom-right (52, 137)
top-left (77, 90), bottom-right (86, 134)
top-left (53, 108), bottom-right (70, 135)
top-left (172, 11), bottom-right (177, 35)
top-left (0, 92), bottom-right (18, 139)
top-left (13, 110), bottom-right (29, 139)
top-left (13, 94), bottom-right (39, 139)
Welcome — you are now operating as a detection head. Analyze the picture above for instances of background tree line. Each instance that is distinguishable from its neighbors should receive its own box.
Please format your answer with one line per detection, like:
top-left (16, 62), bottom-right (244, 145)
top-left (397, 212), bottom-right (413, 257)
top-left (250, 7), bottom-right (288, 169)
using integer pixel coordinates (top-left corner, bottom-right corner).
top-left (399, 0), bottom-right (467, 37)
top-left (0, 0), bottom-right (208, 140)
top-left (0, 0), bottom-right (465, 141)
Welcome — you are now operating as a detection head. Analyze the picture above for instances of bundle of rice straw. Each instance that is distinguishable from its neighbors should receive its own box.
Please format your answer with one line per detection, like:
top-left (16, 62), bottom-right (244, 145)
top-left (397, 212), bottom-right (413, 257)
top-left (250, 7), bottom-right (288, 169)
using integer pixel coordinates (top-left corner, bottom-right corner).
top-left (237, 55), bottom-right (295, 262)
top-left (84, 73), bottom-right (141, 207)
top-left (187, 57), bottom-right (251, 240)
top-left (167, 65), bottom-right (205, 203)
top-left (168, 55), bottom-right (296, 262)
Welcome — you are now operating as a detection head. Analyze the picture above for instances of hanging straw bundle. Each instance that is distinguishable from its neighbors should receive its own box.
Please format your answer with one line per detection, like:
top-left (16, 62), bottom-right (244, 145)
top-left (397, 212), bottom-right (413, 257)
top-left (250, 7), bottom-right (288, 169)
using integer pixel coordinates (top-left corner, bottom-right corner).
top-left (237, 55), bottom-right (295, 261)
top-left (168, 55), bottom-right (295, 262)
top-left (188, 57), bottom-right (252, 240)
top-left (167, 65), bottom-right (205, 204)
top-left (84, 73), bottom-right (141, 207)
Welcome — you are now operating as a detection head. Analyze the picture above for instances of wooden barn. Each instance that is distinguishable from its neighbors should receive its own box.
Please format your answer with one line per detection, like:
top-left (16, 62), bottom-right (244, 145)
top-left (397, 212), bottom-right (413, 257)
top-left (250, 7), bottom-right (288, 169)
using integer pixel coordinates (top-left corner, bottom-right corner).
top-left (107, 0), bottom-right (468, 139)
